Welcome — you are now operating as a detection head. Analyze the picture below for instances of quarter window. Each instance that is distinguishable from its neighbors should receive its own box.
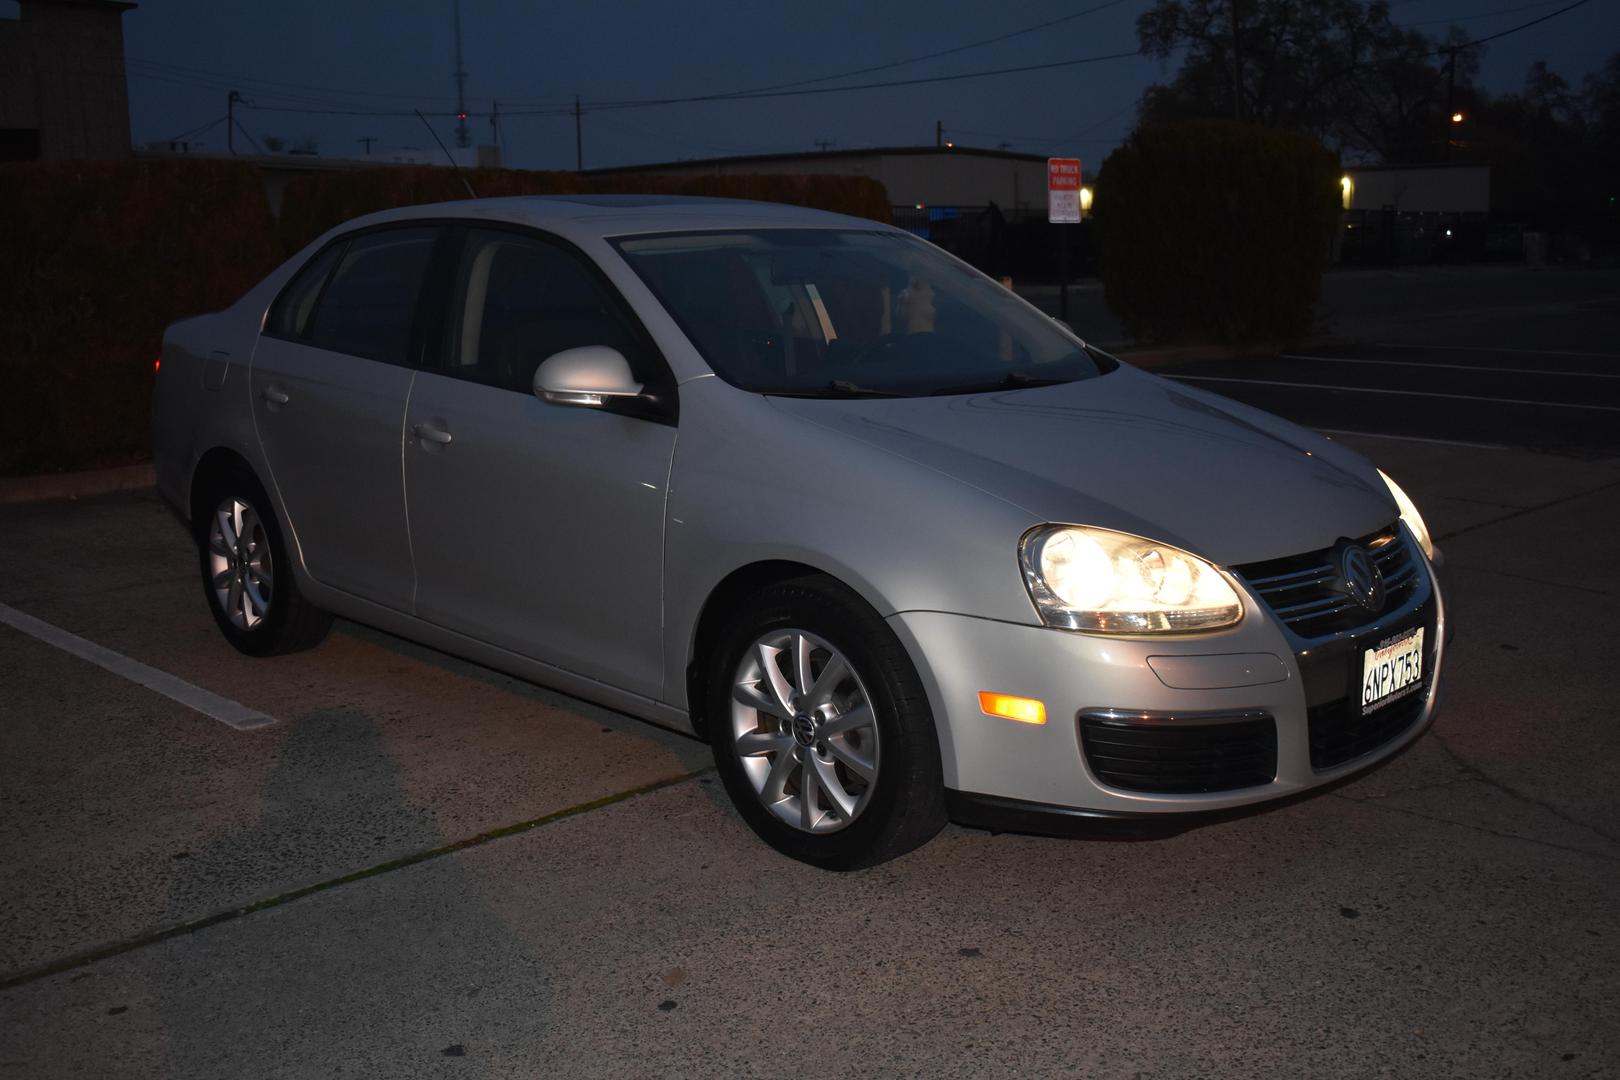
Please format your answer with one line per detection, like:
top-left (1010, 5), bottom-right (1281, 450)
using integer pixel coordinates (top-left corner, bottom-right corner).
top-left (441, 229), bottom-right (646, 394)
top-left (265, 243), bottom-right (342, 340)
top-left (305, 227), bottom-right (438, 365)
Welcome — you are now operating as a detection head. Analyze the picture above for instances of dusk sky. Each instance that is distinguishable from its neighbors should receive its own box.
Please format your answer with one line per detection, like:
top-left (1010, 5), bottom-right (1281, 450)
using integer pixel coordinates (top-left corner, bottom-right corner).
top-left (121, 0), bottom-right (1619, 171)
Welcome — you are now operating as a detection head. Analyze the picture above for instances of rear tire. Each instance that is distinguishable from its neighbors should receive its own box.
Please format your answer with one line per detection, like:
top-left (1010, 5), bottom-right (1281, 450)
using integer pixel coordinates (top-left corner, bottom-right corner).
top-left (194, 464), bottom-right (332, 657)
top-left (706, 576), bottom-right (946, 870)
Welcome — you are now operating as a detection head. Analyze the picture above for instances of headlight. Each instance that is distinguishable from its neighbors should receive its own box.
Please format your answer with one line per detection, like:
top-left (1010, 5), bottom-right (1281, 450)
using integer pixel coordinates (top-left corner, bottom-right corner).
top-left (1018, 525), bottom-right (1243, 633)
top-left (1377, 469), bottom-right (1435, 560)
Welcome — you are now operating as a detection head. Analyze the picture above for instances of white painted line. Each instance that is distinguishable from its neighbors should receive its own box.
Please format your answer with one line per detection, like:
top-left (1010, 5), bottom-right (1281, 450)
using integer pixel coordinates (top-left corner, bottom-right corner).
top-left (1315, 429), bottom-right (1513, 451)
top-left (1164, 374), bottom-right (1620, 412)
top-left (0, 601), bottom-right (275, 730)
top-left (1371, 342), bottom-right (1620, 360)
top-left (1281, 355), bottom-right (1620, 380)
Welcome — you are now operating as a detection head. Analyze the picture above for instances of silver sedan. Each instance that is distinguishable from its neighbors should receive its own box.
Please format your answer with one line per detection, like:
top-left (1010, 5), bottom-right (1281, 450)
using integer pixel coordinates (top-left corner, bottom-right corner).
top-left (152, 195), bottom-right (1446, 868)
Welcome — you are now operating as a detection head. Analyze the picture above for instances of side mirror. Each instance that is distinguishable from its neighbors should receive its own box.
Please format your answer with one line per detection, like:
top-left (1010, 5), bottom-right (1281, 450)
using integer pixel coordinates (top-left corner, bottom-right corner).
top-left (533, 346), bottom-right (644, 408)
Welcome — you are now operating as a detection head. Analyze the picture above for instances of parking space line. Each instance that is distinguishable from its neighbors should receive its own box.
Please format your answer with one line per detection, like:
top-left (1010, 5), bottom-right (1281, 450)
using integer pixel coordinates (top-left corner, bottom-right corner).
top-left (0, 601), bottom-right (274, 731)
top-left (1164, 374), bottom-right (1620, 411)
top-left (1282, 355), bottom-right (1620, 379)
top-left (1372, 342), bottom-right (1620, 360)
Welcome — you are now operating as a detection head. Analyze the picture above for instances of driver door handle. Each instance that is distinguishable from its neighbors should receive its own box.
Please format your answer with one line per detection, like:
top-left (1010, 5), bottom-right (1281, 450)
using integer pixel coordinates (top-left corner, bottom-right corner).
top-left (261, 385), bottom-right (289, 406)
top-left (413, 421), bottom-right (453, 446)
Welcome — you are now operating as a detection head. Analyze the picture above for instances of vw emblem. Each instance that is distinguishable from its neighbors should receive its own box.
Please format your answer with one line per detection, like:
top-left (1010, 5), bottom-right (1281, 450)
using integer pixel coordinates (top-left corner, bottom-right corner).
top-left (792, 713), bottom-right (817, 747)
top-left (1337, 544), bottom-right (1385, 612)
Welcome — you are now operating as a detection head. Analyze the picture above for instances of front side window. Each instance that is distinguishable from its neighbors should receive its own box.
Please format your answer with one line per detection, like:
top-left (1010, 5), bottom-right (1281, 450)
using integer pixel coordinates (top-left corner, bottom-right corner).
top-left (305, 227), bottom-right (438, 365)
top-left (613, 229), bottom-right (1111, 397)
top-left (441, 228), bottom-right (648, 395)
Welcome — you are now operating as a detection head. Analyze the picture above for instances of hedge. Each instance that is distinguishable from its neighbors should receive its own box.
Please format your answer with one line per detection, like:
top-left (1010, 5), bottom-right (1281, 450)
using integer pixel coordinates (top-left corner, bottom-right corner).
top-left (1094, 120), bottom-right (1341, 345)
top-left (0, 160), bottom-right (281, 474)
top-left (0, 161), bottom-right (889, 475)
top-left (277, 167), bottom-right (892, 253)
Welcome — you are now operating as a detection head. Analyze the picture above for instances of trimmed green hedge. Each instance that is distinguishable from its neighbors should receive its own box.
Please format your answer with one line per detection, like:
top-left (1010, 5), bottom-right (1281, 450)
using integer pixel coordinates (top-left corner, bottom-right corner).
top-left (1095, 120), bottom-right (1341, 345)
top-left (0, 161), bottom-right (889, 475)
top-left (279, 167), bottom-right (892, 253)
top-left (0, 160), bottom-right (280, 474)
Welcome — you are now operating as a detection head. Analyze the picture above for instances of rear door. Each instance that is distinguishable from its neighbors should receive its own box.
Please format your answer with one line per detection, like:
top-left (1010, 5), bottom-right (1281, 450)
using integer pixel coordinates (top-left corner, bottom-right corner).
top-left (402, 226), bottom-right (677, 696)
top-left (251, 225), bottom-right (441, 610)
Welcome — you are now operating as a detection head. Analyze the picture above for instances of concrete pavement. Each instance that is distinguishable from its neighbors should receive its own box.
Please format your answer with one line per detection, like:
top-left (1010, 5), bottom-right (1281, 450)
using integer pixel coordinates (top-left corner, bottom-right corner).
top-left (2, 436), bottom-right (1618, 1077)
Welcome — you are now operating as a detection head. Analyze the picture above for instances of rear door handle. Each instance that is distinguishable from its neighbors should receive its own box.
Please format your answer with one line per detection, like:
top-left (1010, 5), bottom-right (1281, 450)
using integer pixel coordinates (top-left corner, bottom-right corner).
top-left (412, 421), bottom-right (453, 446)
top-left (261, 385), bottom-right (289, 406)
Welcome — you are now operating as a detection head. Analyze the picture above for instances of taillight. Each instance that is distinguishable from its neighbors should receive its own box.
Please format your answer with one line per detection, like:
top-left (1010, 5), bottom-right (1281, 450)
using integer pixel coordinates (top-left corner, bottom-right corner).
top-left (154, 357), bottom-right (161, 374)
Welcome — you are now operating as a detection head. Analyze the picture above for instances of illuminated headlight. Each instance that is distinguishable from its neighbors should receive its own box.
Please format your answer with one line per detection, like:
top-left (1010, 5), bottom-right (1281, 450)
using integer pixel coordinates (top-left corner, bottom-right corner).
top-left (1377, 469), bottom-right (1436, 560)
top-left (1018, 525), bottom-right (1243, 634)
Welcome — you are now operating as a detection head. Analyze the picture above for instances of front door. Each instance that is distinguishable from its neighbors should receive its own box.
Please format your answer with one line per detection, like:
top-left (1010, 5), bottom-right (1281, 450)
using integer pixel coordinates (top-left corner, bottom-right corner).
top-left (403, 227), bottom-right (677, 696)
top-left (250, 225), bottom-right (439, 610)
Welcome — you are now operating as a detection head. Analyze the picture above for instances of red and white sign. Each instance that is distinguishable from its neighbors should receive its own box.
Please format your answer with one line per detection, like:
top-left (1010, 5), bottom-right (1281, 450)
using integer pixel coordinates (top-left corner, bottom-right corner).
top-left (1047, 157), bottom-right (1082, 224)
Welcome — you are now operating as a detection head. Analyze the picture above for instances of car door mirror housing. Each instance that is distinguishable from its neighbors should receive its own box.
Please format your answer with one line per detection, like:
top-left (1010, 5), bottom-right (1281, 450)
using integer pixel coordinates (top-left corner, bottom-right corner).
top-left (533, 346), bottom-right (644, 408)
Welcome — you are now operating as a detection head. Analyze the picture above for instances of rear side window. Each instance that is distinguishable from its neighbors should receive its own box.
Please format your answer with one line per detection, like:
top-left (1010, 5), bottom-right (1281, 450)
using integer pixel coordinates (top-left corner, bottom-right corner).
top-left (305, 227), bottom-right (438, 365)
top-left (265, 243), bottom-right (342, 340)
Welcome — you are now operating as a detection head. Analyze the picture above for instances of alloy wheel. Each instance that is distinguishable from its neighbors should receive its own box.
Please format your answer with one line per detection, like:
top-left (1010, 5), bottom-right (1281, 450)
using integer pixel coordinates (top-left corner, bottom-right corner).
top-left (729, 629), bottom-right (880, 834)
top-left (207, 496), bottom-right (273, 631)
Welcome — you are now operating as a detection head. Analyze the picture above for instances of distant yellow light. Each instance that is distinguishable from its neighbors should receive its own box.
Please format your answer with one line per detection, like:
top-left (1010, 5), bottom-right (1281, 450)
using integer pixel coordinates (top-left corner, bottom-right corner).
top-left (945, 141), bottom-right (954, 148)
top-left (1340, 174), bottom-right (1354, 210)
top-left (1078, 185), bottom-right (1094, 212)
top-left (978, 692), bottom-right (1047, 725)
top-left (1451, 111), bottom-right (1464, 124)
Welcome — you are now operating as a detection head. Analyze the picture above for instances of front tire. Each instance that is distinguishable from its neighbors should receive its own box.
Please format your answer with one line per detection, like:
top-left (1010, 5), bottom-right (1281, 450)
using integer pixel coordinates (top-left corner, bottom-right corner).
top-left (707, 577), bottom-right (946, 870)
top-left (194, 465), bottom-right (332, 657)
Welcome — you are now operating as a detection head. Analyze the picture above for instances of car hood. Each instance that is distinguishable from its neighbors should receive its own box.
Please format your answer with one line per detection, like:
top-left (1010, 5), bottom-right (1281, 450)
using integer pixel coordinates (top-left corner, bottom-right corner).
top-left (765, 366), bottom-right (1398, 567)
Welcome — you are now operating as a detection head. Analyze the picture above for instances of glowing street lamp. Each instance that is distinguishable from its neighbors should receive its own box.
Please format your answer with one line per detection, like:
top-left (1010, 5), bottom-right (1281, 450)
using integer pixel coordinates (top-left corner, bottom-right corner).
top-left (1078, 186), bottom-right (1094, 213)
top-left (1451, 111), bottom-right (1465, 124)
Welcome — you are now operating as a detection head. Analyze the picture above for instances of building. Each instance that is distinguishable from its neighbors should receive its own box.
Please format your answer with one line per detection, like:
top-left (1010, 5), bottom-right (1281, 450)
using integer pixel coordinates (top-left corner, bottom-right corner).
top-left (1340, 163), bottom-right (1491, 214)
top-left (588, 145), bottom-right (1054, 214)
top-left (0, 0), bottom-right (134, 161)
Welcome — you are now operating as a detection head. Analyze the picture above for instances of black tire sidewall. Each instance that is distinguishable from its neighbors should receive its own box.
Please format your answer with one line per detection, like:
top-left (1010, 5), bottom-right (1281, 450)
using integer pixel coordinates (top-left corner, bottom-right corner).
top-left (706, 578), bottom-right (945, 870)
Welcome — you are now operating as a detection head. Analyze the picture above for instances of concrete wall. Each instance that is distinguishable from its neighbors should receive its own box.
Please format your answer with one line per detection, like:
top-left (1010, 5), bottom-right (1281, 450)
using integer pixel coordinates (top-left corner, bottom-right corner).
top-left (0, 0), bottom-right (132, 161)
top-left (1346, 165), bottom-right (1490, 214)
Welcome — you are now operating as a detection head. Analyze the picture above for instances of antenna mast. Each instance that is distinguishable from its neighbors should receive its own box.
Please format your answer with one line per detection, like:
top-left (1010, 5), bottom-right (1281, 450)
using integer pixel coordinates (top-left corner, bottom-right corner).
top-left (452, 0), bottom-right (469, 149)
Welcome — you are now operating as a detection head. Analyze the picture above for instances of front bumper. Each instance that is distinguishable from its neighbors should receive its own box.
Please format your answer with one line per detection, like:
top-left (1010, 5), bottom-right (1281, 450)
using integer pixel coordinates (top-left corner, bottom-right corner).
top-left (887, 556), bottom-right (1446, 828)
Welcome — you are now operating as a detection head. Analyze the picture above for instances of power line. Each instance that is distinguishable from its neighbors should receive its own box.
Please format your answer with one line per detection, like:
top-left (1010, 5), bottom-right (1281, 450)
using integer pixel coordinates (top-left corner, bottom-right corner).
top-left (514, 47), bottom-right (1165, 115)
top-left (702, 0), bottom-right (1139, 99)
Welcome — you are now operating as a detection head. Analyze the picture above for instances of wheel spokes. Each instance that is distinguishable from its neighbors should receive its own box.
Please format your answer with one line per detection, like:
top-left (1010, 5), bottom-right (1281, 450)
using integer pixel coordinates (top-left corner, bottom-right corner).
top-left (803, 652), bottom-right (848, 711)
top-left (827, 738), bottom-right (876, 782)
top-left (811, 754), bottom-right (858, 819)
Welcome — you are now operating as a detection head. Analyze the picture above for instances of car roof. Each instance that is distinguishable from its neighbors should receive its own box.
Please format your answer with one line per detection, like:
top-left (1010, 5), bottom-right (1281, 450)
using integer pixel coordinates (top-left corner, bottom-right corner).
top-left (339, 194), bottom-right (891, 242)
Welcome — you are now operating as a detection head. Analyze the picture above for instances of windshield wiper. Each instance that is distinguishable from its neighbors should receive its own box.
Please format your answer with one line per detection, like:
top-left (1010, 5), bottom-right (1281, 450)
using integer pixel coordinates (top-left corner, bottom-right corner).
top-left (928, 372), bottom-right (1068, 396)
top-left (766, 380), bottom-right (905, 399)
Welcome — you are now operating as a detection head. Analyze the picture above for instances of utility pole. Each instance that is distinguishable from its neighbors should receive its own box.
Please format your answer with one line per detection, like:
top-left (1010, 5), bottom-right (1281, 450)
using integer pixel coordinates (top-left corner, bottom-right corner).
top-left (814, 138), bottom-right (834, 151)
top-left (1231, 0), bottom-right (1243, 122)
top-left (452, 0), bottom-right (470, 148)
top-left (357, 136), bottom-right (376, 155)
top-left (227, 90), bottom-right (241, 154)
top-left (574, 94), bottom-right (583, 171)
top-left (490, 99), bottom-right (501, 148)
top-left (935, 120), bottom-right (943, 148)
top-left (1444, 49), bottom-right (1457, 160)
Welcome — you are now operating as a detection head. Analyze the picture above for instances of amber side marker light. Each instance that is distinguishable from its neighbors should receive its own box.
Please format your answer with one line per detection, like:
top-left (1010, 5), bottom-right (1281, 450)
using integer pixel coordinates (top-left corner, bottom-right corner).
top-left (978, 692), bottom-right (1047, 725)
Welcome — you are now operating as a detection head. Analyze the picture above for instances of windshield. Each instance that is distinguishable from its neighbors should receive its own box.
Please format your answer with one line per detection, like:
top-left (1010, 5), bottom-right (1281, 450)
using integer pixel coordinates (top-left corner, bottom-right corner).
top-left (612, 229), bottom-right (1113, 397)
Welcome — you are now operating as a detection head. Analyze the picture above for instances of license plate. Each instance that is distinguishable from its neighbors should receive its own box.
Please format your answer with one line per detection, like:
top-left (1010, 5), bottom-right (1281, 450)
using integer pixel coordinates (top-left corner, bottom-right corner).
top-left (1360, 627), bottom-right (1425, 715)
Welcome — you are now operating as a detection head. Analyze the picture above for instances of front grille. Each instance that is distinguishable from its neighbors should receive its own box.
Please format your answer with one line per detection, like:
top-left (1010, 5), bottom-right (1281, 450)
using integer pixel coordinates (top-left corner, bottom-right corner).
top-left (1236, 524), bottom-right (1419, 638)
top-left (1308, 688), bottom-right (1427, 770)
top-left (1079, 713), bottom-right (1277, 794)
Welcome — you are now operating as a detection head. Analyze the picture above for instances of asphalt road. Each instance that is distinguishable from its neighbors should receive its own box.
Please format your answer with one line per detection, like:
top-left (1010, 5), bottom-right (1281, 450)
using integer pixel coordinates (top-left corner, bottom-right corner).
top-left (2, 429), bottom-right (1619, 1076)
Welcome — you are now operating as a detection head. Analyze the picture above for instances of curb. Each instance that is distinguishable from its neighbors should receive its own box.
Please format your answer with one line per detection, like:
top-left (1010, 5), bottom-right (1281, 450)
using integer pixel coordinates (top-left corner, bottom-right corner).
top-left (0, 463), bottom-right (156, 506)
